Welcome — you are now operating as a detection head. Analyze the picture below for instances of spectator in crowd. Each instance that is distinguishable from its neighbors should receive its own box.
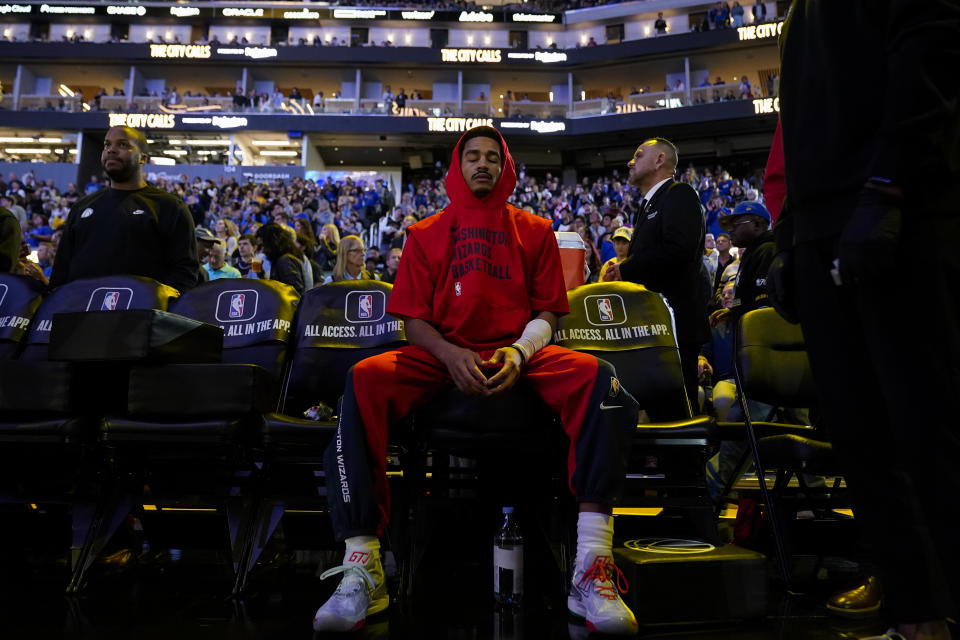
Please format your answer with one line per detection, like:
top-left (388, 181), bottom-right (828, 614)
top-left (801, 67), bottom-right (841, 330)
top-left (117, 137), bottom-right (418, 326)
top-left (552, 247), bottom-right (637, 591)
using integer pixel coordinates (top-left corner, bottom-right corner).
top-left (655, 12), bottom-right (668, 34)
top-left (296, 233), bottom-right (324, 285)
top-left (703, 232), bottom-right (719, 281)
top-left (84, 175), bottom-right (100, 194)
top-left (711, 232), bottom-right (735, 299)
top-left (698, 280), bottom-right (736, 418)
top-left (704, 201), bottom-right (806, 496)
top-left (752, 0), bottom-right (766, 22)
top-left (739, 75), bottom-right (753, 99)
top-left (50, 126), bottom-right (198, 293)
top-left (256, 223), bottom-right (308, 295)
top-left (323, 234), bottom-right (377, 283)
top-left (204, 240), bottom-right (241, 280)
top-left (312, 126), bottom-right (640, 635)
top-left (605, 137), bottom-right (709, 402)
top-left (25, 212), bottom-right (53, 248)
top-left (598, 226), bottom-right (632, 281)
top-left (233, 233), bottom-right (262, 278)
top-left (774, 4), bottom-right (960, 637)
top-left (0, 205), bottom-right (20, 272)
top-left (380, 247), bottom-right (401, 284)
top-left (381, 84), bottom-right (394, 114)
top-left (503, 90), bottom-right (513, 118)
top-left (36, 241), bottom-right (55, 279)
top-left (313, 90), bottom-right (325, 112)
top-left (394, 88), bottom-right (407, 115)
top-left (214, 217), bottom-right (239, 257)
top-left (731, 1), bottom-right (744, 27)
top-left (315, 223), bottom-right (340, 273)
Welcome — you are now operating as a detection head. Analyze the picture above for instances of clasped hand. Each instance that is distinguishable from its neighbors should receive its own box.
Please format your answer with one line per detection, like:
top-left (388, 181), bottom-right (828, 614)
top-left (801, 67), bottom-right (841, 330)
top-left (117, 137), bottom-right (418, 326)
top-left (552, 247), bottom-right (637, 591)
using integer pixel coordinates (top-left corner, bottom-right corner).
top-left (440, 345), bottom-right (523, 396)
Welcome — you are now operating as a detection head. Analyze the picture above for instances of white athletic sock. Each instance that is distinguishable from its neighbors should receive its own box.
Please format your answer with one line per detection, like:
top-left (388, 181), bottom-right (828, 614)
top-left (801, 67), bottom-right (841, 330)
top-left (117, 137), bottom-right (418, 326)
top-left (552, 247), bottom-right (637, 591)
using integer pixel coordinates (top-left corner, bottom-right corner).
top-left (343, 536), bottom-right (380, 566)
top-left (575, 512), bottom-right (614, 569)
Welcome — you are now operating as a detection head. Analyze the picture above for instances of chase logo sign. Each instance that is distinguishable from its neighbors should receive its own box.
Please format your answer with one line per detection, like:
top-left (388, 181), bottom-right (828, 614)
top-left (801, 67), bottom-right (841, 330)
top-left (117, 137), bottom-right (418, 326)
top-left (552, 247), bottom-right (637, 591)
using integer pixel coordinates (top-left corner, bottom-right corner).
top-left (345, 290), bottom-right (385, 323)
top-left (584, 294), bottom-right (627, 326)
top-left (86, 287), bottom-right (133, 311)
top-left (0, 283), bottom-right (7, 308)
top-left (215, 289), bottom-right (258, 323)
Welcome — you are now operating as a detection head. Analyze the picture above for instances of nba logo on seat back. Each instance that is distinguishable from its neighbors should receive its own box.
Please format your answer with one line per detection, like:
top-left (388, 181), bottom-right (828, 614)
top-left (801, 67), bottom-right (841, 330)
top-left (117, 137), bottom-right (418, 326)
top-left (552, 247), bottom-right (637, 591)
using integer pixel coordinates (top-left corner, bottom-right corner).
top-left (345, 290), bottom-right (385, 323)
top-left (229, 293), bottom-right (245, 319)
top-left (358, 294), bottom-right (373, 319)
top-left (215, 289), bottom-right (258, 323)
top-left (101, 291), bottom-right (121, 310)
top-left (584, 294), bottom-right (627, 326)
top-left (86, 287), bottom-right (134, 311)
top-left (597, 298), bottom-right (613, 322)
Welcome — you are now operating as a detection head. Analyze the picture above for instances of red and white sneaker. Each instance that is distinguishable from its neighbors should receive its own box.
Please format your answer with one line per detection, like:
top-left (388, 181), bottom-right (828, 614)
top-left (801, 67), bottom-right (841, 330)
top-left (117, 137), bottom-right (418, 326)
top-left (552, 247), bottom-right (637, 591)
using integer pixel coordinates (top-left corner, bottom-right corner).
top-left (567, 551), bottom-right (638, 635)
top-left (312, 550), bottom-right (389, 632)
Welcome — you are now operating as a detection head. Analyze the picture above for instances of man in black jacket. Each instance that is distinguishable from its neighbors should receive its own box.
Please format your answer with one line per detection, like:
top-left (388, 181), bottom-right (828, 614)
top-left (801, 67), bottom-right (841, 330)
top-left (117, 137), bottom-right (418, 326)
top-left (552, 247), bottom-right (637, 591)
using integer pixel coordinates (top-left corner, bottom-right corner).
top-left (604, 137), bottom-right (709, 405)
top-left (714, 201), bottom-right (774, 328)
top-left (49, 126), bottom-right (199, 292)
top-left (772, 2), bottom-right (960, 637)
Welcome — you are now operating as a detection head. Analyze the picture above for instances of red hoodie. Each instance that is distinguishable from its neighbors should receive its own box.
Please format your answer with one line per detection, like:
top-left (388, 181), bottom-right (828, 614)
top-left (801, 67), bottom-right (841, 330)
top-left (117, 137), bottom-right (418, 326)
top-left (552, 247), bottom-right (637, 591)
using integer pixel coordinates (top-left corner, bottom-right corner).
top-left (386, 127), bottom-right (569, 352)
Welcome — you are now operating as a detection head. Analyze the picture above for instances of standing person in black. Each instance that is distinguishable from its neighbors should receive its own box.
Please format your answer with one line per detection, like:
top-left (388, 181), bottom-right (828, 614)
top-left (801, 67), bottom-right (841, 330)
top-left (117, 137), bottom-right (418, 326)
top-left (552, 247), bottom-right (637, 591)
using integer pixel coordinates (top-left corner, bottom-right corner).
top-left (603, 137), bottom-right (710, 406)
top-left (772, 3), bottom-right (960, 639)
top-left (49, 126), bottom-right (198, 292)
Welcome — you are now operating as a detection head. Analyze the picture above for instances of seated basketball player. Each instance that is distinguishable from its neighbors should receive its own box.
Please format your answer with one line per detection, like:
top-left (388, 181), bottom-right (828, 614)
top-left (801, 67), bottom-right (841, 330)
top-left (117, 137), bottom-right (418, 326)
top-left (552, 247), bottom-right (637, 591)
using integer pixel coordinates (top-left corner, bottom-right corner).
top-left (313, 126), bottom-right (641, 635)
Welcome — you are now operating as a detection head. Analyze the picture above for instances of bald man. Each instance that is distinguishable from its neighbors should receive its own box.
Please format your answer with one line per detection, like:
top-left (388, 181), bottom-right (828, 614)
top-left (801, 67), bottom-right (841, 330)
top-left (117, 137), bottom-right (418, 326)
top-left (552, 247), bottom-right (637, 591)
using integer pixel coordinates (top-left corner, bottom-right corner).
top-left (604, 137), bottom-right (709, 405)
top-left (49, 126), bottom-right (199, 292)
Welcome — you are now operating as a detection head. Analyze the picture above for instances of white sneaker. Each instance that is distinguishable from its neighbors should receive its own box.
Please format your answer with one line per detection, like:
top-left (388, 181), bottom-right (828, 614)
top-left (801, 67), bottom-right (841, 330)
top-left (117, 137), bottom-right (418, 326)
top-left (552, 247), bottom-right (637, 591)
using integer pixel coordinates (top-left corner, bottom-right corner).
top-left (312, 550), bottom-right (389, 632)
top-left (567, 550), bottom-right (638, 635)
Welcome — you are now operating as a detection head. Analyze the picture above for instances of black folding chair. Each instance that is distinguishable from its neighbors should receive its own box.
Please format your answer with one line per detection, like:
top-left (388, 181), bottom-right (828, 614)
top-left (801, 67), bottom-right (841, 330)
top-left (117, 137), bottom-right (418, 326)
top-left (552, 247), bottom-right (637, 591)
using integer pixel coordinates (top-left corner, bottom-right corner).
top-left (236, 281), bottom-right (406, 594)
top-left (87, 278), bottom-right (297, 594)
top-left (0, 275), bottom-right (180, 593)
top-left (556, 281), bottom-right (717, 541)
top-left (729, 307), bottom-right (838, 588)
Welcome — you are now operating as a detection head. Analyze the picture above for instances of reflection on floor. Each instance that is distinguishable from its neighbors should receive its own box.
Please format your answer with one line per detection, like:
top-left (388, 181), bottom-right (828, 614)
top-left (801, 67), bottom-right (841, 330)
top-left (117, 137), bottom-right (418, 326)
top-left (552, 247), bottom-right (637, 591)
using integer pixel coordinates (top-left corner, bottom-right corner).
top-left (0, 519), bottom-right (897, 640)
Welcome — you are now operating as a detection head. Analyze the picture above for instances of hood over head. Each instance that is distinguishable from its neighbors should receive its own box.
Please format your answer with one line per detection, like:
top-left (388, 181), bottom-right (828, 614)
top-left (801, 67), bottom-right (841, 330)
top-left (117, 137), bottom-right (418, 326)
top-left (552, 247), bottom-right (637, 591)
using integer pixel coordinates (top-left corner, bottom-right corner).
top-left (445, 126), bottom-right (517, 207)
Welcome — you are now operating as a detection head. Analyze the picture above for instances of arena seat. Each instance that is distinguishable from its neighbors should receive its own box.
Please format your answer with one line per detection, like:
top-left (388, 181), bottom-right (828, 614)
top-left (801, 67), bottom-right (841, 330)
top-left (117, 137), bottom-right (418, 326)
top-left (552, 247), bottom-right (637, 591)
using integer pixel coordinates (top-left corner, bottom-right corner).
top-left (728, 307), bottom-right (837, 588)
top-left (0, 273), bottom-right (45, 360)
top-left (82, 279), bottom-right (296, 594)
top-left (556, 281), bottom-right (717, 541)
top-left (0, 275), bottom-right (180, 594)
top-left (234, 280), bottom-right (407, 594)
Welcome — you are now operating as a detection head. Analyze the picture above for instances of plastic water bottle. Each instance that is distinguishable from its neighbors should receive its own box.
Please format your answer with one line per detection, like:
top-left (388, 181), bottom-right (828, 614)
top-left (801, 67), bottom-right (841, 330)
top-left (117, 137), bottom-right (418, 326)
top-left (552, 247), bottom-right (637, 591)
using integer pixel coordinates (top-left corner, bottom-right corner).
top-left (494, 506), bottom-right (523, 607)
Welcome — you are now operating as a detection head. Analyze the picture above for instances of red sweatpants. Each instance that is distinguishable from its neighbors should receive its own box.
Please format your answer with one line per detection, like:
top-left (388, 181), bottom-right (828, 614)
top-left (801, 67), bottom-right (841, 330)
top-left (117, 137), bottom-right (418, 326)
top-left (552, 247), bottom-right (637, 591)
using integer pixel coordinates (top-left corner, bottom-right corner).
top-left (353, 344), bottom-right (601, 532)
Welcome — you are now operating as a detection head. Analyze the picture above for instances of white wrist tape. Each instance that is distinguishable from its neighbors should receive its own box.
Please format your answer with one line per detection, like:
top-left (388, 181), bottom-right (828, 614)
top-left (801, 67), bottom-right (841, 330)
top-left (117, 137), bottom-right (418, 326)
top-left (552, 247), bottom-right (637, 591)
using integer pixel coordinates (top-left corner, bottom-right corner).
top-left (511, 318), bottom-right (552, 363)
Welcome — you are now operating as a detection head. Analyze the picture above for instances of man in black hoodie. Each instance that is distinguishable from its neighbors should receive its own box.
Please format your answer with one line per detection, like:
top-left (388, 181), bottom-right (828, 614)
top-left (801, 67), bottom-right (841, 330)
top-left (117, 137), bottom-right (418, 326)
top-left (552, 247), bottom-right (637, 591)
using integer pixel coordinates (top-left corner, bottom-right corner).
top-left (773, 3), bottom-right (960, 638)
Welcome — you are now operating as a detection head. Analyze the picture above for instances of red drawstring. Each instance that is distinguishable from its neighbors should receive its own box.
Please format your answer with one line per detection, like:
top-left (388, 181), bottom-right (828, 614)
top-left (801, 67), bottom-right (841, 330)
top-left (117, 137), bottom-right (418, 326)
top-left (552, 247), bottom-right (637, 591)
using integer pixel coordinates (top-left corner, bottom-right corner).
top-left (577, 557), bottom-right (630, 599)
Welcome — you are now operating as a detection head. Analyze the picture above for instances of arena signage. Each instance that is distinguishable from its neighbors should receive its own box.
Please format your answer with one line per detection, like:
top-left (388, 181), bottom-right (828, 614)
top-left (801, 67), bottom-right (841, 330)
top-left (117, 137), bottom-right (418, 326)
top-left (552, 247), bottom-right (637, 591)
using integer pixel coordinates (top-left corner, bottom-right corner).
top-left (150, 44), bottom-right (211, 59)
top-left (499, 120), bottom-right (567, 133)
top-left (401, 10), bottom-right (434, 20)
top-left (107, 5), bottom-right (145, 16)
top-left (427, 117), bottom-right (493, 132)
top-left (0, 4), bottom-right (31, 13)
top-left (109, 113), bottom-right (176, 129)
top-left (40, 4), bottom-right (95, 14)
top-left (179, 115), bottom-right (248, 129)
top-left (737, 21), bottom-right (783, 40)
top-left (459, 10), bottom-right (493, 22)
top-left (753, 97), bottom-right (780, 114)
top-left (283, 8), bottom-right (320, 19)
top-left (506, 51), bottom-right (568, 63)
top-left (221, 7), bottom-right (264, 17)
top-left (333, 8), bottom-right (386, 19)
top-left (441, 48), bottom-right (502, 63)
top-left (511, 13), bottom-right (557, 22)
top-left (217, 46), bottom-right (278, 59)
top-left (170, 6), bottom-right (200, 17)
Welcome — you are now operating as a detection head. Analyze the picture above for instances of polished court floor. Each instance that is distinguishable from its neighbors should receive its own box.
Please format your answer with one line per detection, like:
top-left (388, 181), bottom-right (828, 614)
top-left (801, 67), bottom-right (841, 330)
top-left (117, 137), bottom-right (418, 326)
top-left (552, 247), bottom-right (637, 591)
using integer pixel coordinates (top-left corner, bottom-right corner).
top-left (0, 505), bottom-right (903, 640)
